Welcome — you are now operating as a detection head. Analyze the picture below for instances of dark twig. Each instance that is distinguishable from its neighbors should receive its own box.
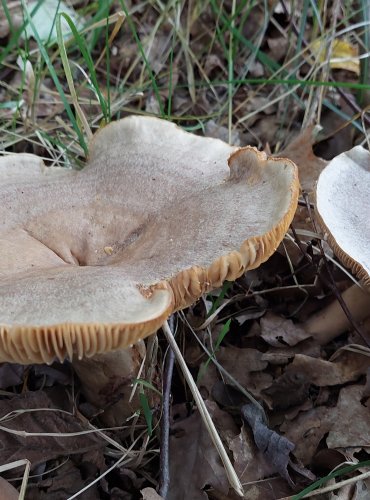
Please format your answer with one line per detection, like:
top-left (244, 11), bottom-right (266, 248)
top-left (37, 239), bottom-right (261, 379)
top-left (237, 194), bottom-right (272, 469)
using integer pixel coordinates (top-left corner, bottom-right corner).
top-left (159, 315), bottom-right (176, 499)
top-left (290, 223), bottom-right (313, 265)
top-left (298, 198), bottom-right (315, 209)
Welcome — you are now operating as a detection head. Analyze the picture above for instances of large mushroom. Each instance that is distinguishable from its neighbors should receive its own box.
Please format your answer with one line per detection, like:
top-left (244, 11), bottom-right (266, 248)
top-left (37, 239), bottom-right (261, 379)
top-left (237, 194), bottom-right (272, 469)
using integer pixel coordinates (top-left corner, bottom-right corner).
top-left (305, 145), bottom-right (370, 344)
top-left (0, 115), bottom-right (299, 422)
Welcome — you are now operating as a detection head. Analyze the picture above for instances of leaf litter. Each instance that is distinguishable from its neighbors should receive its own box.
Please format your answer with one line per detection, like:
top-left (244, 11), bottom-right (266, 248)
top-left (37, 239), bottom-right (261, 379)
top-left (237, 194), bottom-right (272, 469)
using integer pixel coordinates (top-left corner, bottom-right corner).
top-left (1, 1), bottom-right (370, 499)
top-left (168, 402), bottom-right (230, 500)
top-left (169, 122), bottom-right (370, 497)
top-left (0, 390), bottom-right (105, 467)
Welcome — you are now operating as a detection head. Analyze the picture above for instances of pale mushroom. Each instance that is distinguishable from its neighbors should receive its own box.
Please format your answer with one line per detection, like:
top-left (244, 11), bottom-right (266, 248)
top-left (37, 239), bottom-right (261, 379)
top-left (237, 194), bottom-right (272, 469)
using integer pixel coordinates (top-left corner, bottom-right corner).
top-left (305, 145), bottom-right (370, 344)
top-left (0, 115), bottom-right (299, 421)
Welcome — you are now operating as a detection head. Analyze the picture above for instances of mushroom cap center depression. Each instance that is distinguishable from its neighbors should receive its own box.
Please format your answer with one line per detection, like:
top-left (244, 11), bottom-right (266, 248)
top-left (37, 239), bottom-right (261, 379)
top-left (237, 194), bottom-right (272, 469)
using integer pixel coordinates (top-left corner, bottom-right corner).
top-left (0, 117), bottom-right (298, 338)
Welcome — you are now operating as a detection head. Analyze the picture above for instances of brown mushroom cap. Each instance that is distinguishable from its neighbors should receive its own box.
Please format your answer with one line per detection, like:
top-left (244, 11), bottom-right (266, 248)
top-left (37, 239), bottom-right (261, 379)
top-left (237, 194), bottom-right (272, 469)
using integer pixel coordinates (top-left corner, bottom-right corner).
top-left (0, 116), bottom-right (299, 364)
top-left (315, 145), bottom-right (370, 286)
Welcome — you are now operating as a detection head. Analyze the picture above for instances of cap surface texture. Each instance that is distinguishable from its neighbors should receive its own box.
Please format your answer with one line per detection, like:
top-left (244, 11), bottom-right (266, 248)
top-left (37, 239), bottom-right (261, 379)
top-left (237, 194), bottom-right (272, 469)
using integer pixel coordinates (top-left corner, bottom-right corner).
top-left (316, 145), bottom-right (370, 286)
top-left (0, 116), bottom-right (299, 363)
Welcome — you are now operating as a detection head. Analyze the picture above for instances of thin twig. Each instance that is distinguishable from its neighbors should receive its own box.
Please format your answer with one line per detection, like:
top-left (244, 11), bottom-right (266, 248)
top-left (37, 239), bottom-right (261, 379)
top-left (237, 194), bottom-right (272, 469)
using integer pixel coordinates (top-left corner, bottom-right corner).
top-left (159, 316), bottom-right (176, 499)
top-left (290, 224), bottom-right (313, 265)
top-left (162, 320), bottom-right (244, 497)
top-left (181, 311), bottom-right (266, 418)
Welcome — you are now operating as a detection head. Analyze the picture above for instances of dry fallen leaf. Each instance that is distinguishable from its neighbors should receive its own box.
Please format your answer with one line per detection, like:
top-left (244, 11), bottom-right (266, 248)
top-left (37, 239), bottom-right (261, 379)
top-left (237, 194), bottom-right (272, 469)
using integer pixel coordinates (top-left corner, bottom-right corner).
top-left (0, 363), bottom-right (25, 388)
top-left (281, 382), bottom-right (370, 466)
top-left (205, 399), bottom-right (240, 441)
top-left (260, 312), bottom-right (312, 347)
top-left (0, 476), bottom-right (19, 500)
top-left (141, 487), bottom-right (164, 500)
top-left (281, 406), bottom-right (333, 465)
top-left (363, 367), bottom-right (370, 399)
top-left (326, 384), bottom-right (370, 449)
top-left (0, 390), bottom-right (104, 467)
top-left (353, 477), bottom-right (370, 499)
top-left (278, 126), bottom-right (327, 194)
top-left (310, 39), bottom-right (359, 74)
top-left (22, 0), bottom-right (84, 42)
top-left (229, 425), bottom-right (275, 483)
top-left (33, 363), bottom-right (72, 387)
top-left (204, 119), bottom-right (242, 145)
top-left (288, 351), bottom-right (369, 386)
top-left (216, 346), bottom-right (268, 387)
top-left (241, 404), bottom-right (314, 486)
top-left (262, 369), bottom-right (311, 410)
top-left (251, 115), bottom-right (281, 146)
top-left (26, 459), bottom-right (100, 499)
top-left (168, 403), bottom-right (229, 499)
top-left (267, 36), bottom-right (289, 62)
top-left (211, 381), bottom-right (247, 409)
top-left (261, 338), bottom-right (321, 365)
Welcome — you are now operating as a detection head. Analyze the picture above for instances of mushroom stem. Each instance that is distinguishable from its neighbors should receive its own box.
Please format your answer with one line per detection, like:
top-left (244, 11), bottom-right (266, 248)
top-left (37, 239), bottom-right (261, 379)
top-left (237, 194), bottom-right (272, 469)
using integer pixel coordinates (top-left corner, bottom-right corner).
top-left (304, 284), bottom-right (370, 345)
top-left (72, 342), bottom-right (146, 427)
top-left (162, 320), bottom-right (244, 497)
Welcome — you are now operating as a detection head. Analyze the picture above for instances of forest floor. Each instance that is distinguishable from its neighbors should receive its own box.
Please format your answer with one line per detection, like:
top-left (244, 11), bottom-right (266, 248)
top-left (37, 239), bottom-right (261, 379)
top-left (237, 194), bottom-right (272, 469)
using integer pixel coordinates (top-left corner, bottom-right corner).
top-left (0, 1), bottom-right (369, 499)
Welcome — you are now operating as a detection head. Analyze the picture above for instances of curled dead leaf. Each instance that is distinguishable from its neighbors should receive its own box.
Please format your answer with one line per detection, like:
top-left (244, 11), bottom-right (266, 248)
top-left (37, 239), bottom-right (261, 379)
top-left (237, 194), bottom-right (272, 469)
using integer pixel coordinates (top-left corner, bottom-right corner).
top-left (241, 404), bottom-right (314, 487)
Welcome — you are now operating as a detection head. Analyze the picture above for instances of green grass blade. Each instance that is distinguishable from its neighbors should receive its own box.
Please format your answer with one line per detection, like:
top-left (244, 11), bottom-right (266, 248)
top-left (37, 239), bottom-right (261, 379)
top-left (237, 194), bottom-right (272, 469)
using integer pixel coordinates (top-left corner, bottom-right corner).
top-left (197, 319), bottom-right (231, 383)
top-left (209, 0), bottom-right (280, 73)
top-left (296, 0), bottom-right (310, 54)
top-left (20, 0), bottom-right (88, 156)
top-left (1, 0), bottom-right (14, 36)
top-left (208, 281), bottom-right (232, 318)
top-left (56, 13), bottom-right (92, 140)
top-left (292, 460), bottom-right (370, 499)
top-left (139, 391), bottom-right (153, 437)
top-left (213, 319), bottom-right (231, 352)
top-left (134, 378), bottom-right (162, 397)
top-left (118, 0), bottom-right (165, 117)
top-left (59, 13), bottom-right (109, 122)
top-left (87, 0), bottom-right (112, 51)
top-left (167, 37), bottom-right (175, 118)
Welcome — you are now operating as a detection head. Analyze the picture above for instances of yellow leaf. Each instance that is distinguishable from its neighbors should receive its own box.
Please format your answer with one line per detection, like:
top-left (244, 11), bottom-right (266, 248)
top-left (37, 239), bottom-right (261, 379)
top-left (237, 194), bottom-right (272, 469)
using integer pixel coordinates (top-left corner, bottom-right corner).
top-left (311, 39), bottom-right (359, 74)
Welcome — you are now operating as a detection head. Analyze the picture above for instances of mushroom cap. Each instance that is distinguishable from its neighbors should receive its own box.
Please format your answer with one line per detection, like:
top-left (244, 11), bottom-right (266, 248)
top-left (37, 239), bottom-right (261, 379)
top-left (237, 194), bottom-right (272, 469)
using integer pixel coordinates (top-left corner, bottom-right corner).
top-left (0, 116), bottom-right (299, 364)
top-left (315, 145), bottom-right (370, 286)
